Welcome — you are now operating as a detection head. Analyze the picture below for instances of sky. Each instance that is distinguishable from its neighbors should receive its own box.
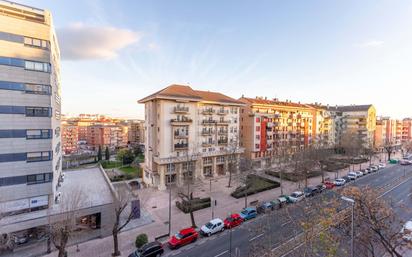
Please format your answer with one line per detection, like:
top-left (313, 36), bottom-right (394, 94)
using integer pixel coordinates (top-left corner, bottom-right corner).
top-left (17, 0), bottom-right (412, 119)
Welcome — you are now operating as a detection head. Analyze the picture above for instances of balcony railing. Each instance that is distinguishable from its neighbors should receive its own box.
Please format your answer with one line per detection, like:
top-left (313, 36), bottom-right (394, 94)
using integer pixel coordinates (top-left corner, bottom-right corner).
top-left (202, 108), bottom-right (215, 114)
top-left (174, 131), bottom-right (188, 138)
top-left (218, 139), bottom-right (228, 145)
top-left (202, 119), bottom-right (217, 125)
top-left (218, 130), bottom-right (228, 135)
top-left (217, 119), bottom-right (230, 124)
top-left (217, 109), bottom-right (228, 115)
top-left (202, 141), bottom-right (215, 147)
top-left (174, 143), bottom-right (188, 149)
top-left (201, 130), bottom-right (214, 135)
top-left (171, 117), bottom-right (192, 124)
top-left (174, 106), bottom-right (189, 113)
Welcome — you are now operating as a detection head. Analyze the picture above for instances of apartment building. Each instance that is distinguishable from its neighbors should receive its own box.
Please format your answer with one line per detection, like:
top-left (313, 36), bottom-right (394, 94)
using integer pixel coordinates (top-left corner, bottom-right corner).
top-left (0, 0), bottom-right (62, 230)
top-left (402, 118), bottom-right (412, 143)
top-left (127, 119), bottom-right (145, 146)
top-left (238, 97), bottom-right (321, 168)
top-left (326, 105), bottom-right (376, 147)
top-left (138, 85), bottom-right (244, 190)
top-left (62, 120), bottom-right (78, 154)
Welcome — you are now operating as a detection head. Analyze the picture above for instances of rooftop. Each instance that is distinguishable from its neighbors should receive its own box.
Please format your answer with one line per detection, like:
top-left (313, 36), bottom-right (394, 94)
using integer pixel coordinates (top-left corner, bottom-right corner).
top-left (138, 84), bottom-right (245, 105)
top-left (329, 105), bottom-right (373, 112)
top-left (239, 96), bottom-right (314, 109)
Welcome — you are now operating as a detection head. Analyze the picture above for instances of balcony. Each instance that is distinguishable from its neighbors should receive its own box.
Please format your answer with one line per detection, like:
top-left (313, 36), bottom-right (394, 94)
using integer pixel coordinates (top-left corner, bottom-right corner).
top-left (218, 139), bottom-right (228, 145)
top-left (171, 116), bottom-right (192, 125)
top-left (174, 143), bottom-right (188, 150)
top-left (201, 130), bottom-right (214, 135)
top-left (217, 119), bottom-right (230, 125)
top-left (218, 130), bottom-right (228, 135)
top-left (173, 106), bottom-right (189, 113)
top-left (217, 109), bottom-right (228, 115)
top-left (202, 141), bottom-right (215, 147)
top-left (202, 108), bottom-right (215, 114)
top-left (174, 131), bottom-right (188, 138)
top-left (202, 119), bottom-right (217, 125)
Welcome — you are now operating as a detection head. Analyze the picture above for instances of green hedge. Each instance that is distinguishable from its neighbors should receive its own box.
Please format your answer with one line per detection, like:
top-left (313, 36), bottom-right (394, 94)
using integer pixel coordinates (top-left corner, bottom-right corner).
top-left (135, 234), bottom-right (148, 248)
top-left (321, 161), bottom-right (349, 171)
top-left (176, 197), bottom-right (211, 213)
top-left (231, 175), bottom-right (280, 199)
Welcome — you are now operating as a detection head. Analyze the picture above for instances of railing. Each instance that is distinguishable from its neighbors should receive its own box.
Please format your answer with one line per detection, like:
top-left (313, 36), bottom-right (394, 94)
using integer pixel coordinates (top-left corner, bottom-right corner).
top-left (174, 106), bottom-right (189, 113)
top-left (201, 130), bottom-right (214, 135)
top-left (202, 141), bottom-right (215, 147)
top-left (202, 108), bottom-right (215, 114)
top-left (217, 119), bottom-right (230, 124)
top-left (218, 139), bottom-right (228, 145)
top-left (217, 109), bottom-right (228, 115)
top-left (174, 143), bottom-right (188, 149)
top-left (171, 117), bottom-right (192, 123)
top-left (174, 131), bottom-right (188, 137)
top-left (202, 120), bottom-right (217, 124)
top-left (218, 130), bottom-right (228, 135)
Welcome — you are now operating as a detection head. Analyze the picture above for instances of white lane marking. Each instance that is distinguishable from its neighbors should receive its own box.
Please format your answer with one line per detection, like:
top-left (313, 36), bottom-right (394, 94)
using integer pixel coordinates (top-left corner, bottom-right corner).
top-left (249, 233), bottom-right (264, 242)
top-left (279, 242), bottom-right (305, 257)
top-left (281, 221), bottom-right (292, 227)
top-left (214, 250), bottom-right (228, 257)
top-left (407, 192), bottom-right (412, 197)
top-left (379, 175), bottom-right (412, 198)
top-left (398, 199), bottom-right (404, 204)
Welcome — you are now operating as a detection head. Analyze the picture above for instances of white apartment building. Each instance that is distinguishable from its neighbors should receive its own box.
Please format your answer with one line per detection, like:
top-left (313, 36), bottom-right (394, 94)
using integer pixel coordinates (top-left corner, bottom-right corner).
top-left (139, 85), bottom-right (244, 190)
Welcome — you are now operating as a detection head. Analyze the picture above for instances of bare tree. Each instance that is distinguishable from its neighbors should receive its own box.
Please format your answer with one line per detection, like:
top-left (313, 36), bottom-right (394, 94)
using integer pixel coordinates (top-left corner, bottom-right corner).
top-left (402, 140), bottom-right (412, 155)
top-left (340, 130), bottom-right (365, 171)
top-left (0, 212), bottom-right (13, 253)
top-left (233, 158), bottom-right (257, 208)
top-left (112, 184), bottom-right (136, 256)
top-left (226, 135), bottom-right (241, 188)
top-left (49, 189), bottom-right (85, 257)
top-left (339, 186), bottom-right (405, 257)
top-left (383, 140), bottom-right (396, 162)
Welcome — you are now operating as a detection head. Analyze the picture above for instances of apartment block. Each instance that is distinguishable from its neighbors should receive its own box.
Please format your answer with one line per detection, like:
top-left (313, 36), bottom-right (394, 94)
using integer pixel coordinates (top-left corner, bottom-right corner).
top-left (61, 120), bottom-right (78, 154)
top-left (138, 85), bottom-right (244, 190)
top-left (238, 97), bottom-right (322, 168)
top-left (127, 119), bottom-right (145, 146)
top-left (0, 0), bottom-right (62, 230)
top-left (402, 118), bottom-right (412, 143)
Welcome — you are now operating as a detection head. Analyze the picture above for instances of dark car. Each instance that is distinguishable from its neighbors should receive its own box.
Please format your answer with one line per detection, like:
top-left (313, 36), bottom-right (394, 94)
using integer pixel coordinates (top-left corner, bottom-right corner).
top-left (315, 184), bottom-right (326, 193)
top-left (128, 241), bottom-right (164, 257)
top-left (304, 187), bottom-right (319, 197)
top-left (257, 202), bottom-right (273, 214)
top-left (342, 176), bottom-right (351, 183)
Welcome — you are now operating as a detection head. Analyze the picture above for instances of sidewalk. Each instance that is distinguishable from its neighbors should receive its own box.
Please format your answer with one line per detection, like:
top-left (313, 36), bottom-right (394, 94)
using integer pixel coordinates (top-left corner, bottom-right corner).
top-left (37, 155), bottom-right (398, 257)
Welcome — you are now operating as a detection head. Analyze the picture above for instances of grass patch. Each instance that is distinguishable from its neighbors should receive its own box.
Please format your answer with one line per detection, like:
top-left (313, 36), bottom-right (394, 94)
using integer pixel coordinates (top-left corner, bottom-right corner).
top-left (101, 160), bottom-right (122, 169)
top-left (119, 165), bottom-right (142, 178)
top-left (265, 170), bottom-right (324, 182)
top-left (231, 175), bottom-right (280, 199)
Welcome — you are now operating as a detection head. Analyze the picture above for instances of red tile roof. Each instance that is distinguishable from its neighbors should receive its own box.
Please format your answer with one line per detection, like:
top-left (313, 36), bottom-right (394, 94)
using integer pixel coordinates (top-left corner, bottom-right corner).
top-left (138, 84), bottom-right (244, 105)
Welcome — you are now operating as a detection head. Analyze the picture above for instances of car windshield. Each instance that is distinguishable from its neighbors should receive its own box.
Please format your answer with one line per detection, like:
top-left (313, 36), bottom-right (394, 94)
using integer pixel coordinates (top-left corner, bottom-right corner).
top-left (226, 217), bottom-right (234, 222)
top-left (291, 193), bottom-right (299, 197)
top-left (175, 233), bottom-right (184, 239)
top-left (241, 210), bottom-right (248, 215)
top-left (205, 222), bottom-right (213, 229)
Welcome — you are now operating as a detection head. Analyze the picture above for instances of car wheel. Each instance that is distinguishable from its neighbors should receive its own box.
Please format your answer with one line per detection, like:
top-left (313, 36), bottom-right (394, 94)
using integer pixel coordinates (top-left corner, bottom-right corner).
top-left (192, 237), bottom-right (197, 242)
top-left (208, 232), bottom-right (211, 237)
top-left (221, 227), bottom-right (225, 232)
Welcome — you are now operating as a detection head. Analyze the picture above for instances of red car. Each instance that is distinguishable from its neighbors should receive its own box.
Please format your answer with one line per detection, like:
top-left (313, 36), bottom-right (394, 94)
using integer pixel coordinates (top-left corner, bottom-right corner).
top-left (224, 213), bottom-right (244, 229)
top-left (168, 227), bottom-right (198, 249)
top-left (324, 181), bottom-right (335, 189)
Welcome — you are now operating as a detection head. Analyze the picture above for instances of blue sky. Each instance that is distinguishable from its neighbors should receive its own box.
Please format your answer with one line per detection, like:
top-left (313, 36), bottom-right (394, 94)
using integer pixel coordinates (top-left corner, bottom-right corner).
top-left (19, 0), bottom-right (412, 119)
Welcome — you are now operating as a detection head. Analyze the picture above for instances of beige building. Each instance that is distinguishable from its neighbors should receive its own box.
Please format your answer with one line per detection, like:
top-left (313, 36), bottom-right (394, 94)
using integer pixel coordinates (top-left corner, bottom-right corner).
top-left (139, 85), bottom-right (244, 190)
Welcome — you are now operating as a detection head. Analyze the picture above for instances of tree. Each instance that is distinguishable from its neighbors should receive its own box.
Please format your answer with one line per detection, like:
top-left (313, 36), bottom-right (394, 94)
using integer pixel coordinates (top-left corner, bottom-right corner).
top-left (0, 213), bottom-right (13, 253)
top-left (384, 140), bottom-right (396, 161)
top-left (402, 140), bottom-right (412, 155)
top-left (338, 186), bottom-right (405, 257)
top-left (133, 146), bottom-right (143, 158)
top-left (97, 145), bottom-right (102, 161)
top-left (49, 189), bottom-right (85, 257)
top-left (234, 159), bottom-right (256, 208)
top-left (112, 185), bottom-right (136, 256)
top-left (116, 149), bottom-right (134, 165)
top-left (340, 130), bottom-right (365, 171)
top-left (226, 135), bottom-right (241, 188)
top-left (105, 146), bottom-right (110, 161)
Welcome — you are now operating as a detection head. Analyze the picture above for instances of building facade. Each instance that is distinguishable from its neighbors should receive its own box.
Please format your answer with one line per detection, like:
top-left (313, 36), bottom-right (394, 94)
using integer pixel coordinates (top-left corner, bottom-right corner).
top-left (139, 85), bottom-right (244, 190)
top-left (238, 97), bottom-right (325, 168)
top-left (127, 119), bottom-right (145, 146)
top-left (0, 0), bottom-right (62, 226)
top-left (62, 120), bottom-right (78, 154)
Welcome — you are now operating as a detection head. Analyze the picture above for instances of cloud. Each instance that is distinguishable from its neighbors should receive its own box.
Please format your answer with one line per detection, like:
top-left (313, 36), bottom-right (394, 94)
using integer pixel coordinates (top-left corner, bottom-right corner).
top-left (57, 23), bottom-right (141, 60)
top-left (355, 40), bottom-right (384, 48)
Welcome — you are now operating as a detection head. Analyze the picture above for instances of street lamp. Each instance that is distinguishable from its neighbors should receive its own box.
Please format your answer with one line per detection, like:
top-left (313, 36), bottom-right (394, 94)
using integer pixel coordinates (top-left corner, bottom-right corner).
top-left (341, 196), bottom-right (355, 257)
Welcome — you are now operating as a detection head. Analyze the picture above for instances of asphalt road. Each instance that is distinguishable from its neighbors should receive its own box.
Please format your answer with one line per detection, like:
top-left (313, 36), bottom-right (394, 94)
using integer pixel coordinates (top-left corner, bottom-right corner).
top-left (165, 164), bottom-right (412, 257)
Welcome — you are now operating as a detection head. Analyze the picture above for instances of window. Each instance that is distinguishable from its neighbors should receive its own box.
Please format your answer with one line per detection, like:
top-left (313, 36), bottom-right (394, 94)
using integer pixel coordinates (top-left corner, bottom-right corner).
top-left (23, 36), bottom-right (48, 49)
top-left (256, 126), bottom-right (260, 132)
top-left (0, 129), bottom-right (25, 138)
top-left (27, 173), bottom-right (52, 185)
top-left (25, 60), bottom-right (50, 72)
top-left (256, 135), bottom-right (260, 140)
top-left (26, 107), bottom-right (50, 117)
top-left (256, 118), bottom-right (260, 122)
top-left (0, 57), bottom-right (24, 67)
top-left (26, 129), bottom-right (52, 139)
top-left (27, 151), bottom-right (51, 162)
top-left (255, 144), bottom-right (260, 149)
top-left (25, 84), bottom-right (51, 95)
top-left (55, 109), bottom-right (61, 120)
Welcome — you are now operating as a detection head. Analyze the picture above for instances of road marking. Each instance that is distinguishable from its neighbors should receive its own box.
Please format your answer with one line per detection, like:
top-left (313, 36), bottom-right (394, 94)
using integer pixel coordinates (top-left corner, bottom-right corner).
top-left (379, 175), bottom-right (412, 198)
top-left (279, 242), bottom-right (305, 257)
top-left (398, 199), bottom-right (404, 204)
top-left (408, 192), bottom-right (412, 197)
top-left (249, 233), bottom-right (264, 242)
top-left (281, 221), bottom-right (292, 227)
top-left (214, 250), bottom-right (228, 257)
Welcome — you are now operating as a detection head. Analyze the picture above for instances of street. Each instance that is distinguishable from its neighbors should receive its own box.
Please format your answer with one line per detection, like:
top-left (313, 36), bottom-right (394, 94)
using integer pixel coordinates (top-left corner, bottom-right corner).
top-left (166, 164), bottom-right (412, 257)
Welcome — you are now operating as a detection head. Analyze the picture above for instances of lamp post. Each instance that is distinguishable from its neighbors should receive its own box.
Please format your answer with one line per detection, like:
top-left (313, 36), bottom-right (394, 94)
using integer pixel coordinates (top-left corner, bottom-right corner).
top-left (167, 161), bottom-right (173, 236)
top-left (341, 196), bottom-right (355, 257)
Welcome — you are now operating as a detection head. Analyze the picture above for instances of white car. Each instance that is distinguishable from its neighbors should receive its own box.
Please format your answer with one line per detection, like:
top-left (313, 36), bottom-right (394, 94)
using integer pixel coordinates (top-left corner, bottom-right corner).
top-left (289, 191), bottom-right (305, 203)
top-left (355, 171), bottom-right (364, 177)
top-left (401, 221), bottom-right (412, 241)
top-left (334, 178), bottom-right (346, 186)
top-left (369, 166), bottom-right (379, 172)
top-left (362, 168), bottom-right (371, 174)
top-left (348, 172), bottom-right (357, 180)
top-left (200, 218), bottom-right (224, 236)
top-left (378, 163), bottom-right (386, 169)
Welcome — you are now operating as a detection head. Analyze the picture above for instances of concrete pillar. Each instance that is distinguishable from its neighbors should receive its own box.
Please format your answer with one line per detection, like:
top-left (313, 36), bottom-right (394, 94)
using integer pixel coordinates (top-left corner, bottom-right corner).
top-left (158, 165), bottom-right (166, 191)
top-left (212, 157), bottom-right (218, 177)
top-left (177, 163), bottom-right (183, 186)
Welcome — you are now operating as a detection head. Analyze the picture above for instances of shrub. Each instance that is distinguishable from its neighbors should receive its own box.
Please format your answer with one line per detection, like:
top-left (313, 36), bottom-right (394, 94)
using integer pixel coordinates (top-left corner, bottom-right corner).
top-left (176, 197), bottom-right (211, 213)
top-left (231, 175), bottom-right (280, 199)
top-left (135, 233), bottom-right (148, 248)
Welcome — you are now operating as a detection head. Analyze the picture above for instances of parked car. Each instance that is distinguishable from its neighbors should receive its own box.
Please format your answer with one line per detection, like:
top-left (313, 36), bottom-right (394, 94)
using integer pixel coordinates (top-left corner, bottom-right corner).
top-left (334, 178), bottom-right (346, 186)
top-left (129, 241), bottom-right (164, 257)
top-left (13, 235), bottom-right (29, 245)
top-left (400, 159), bottom-right (412, 166)
top-left (279, 195), bottom-right (292, 204)
top-left (324, 181), bottom-right (336, 189)
top-left (200, 218), bottom-right (224, 237)
top-left (304, 187), bottom-right (319, 197)
top-left (378, 163), bottom-right (386, 169)
top-left (347, 172), bottom-right (357, 180)
top-left (224, 213), bottom-right (244, 229)
top-left (257, 202), bottom-right (273, 214)
top-left (355, 171), bottom-right (364, 177)
top-left (289, 191), bottom-right (305, 202)
top-left (362, 168), bottom-right (370, 174)
top-left (168, 228), bottom-right (198, 249)
top-left (370, 166), bottom-right (379, 172)
top-left (240, 207), bottom-right (257, 220)
top-left (401, 221), bottom-right (412, 241)
top-left (315, 184), bottom-right (326, 193)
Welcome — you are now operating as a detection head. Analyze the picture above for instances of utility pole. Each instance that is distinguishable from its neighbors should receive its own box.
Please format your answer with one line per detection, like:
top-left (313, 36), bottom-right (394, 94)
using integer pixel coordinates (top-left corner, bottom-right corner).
top-left (168, 163), bottom-right (172, 236)
top-left (210, 178), bottom-right (214, 219)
